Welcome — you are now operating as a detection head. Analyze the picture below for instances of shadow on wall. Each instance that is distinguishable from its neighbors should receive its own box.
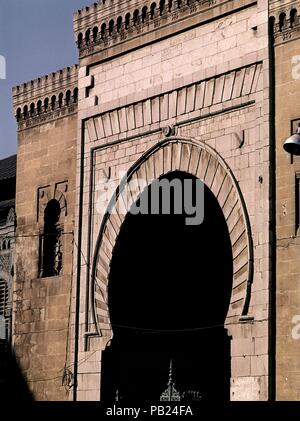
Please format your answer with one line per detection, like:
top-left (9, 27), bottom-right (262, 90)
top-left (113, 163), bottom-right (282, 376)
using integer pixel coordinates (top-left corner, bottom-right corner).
top-left (0, 340), bottom-right (33, 403)
top-left (101, 171), bottom-right (233, 402)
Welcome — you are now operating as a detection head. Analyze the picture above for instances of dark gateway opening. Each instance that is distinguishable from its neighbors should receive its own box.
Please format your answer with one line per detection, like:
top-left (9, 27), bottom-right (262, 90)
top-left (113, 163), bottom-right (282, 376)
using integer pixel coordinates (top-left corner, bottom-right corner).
top-left (101, 171), bottom-right (233, 402)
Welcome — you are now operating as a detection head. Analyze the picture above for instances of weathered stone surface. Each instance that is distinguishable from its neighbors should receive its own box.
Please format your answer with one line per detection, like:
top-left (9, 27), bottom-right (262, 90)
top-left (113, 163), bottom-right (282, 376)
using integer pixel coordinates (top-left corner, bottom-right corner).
top-left (12, 72), bottom-right (77, 400)
top-left (12, 0), bottom-right (272, 403)
top-left (271, 1), bottom-right (300, 400)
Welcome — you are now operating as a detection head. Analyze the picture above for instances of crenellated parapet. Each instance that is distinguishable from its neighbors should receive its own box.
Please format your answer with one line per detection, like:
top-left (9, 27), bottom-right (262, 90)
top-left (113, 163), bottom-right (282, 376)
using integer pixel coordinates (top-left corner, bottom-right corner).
top-left (12, 65), bottom-right (79, 131)
top-left (73, 0), bottom-right (218, 58)
top-left (269, 0), bottom-right (300, 45)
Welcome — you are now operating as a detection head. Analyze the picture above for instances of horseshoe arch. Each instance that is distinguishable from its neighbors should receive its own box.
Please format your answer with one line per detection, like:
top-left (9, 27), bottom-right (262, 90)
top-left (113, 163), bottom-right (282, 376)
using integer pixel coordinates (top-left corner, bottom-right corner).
top-left (91, 137), bottom-right (253, 338)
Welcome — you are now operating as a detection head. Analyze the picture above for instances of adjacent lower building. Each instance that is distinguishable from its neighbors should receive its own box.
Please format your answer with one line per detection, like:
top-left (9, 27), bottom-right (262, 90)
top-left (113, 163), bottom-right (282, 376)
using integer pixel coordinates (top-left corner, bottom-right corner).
top-left (12, 67), bottom-right (78, 400)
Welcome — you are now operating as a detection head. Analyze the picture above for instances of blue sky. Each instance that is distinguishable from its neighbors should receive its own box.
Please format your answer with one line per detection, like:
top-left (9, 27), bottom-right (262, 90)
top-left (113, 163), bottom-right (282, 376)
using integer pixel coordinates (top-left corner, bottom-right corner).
top-left (0, 0), bottom-right (90, 159)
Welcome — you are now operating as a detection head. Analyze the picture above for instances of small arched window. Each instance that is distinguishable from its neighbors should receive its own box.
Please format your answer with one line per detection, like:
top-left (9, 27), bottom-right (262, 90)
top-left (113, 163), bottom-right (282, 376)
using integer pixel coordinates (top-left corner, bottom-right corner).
top-left (30, 103), bottom-right (35, 117)
top-left (44, 98), bottom-right (49, 112)
top-left (37, 100), bottom-right (42, 115)
top-left (133, 10), bottom-right (139, 26)
top-left (92, 26), bottom-right (98, 42)
top-left (101, 23), bottom-right (107, 39)
top-left (85, 28), bottom-right (91, 44)
top-left (109, 19), bottom-right (114, 36)
top-left (77, 32), bottom-right (83, 48)
top-left (40, 199), bottom-right (63, 278)
top-left (150, 3), bottom-right (157, 20)
top-left (117, 16), bottom-right (123, 33)
top-left (16, 108), bottom-right (22, 122)
top-left (159, 0), bottom-right (165, 15)
top-left (125, 13), bottom-right (131, 30)
top-left (65, 90), bottom-right (71, 106)
top-left (73, 87), bottom-right (79, 103)
top-left (142, 6), bottom-right (148, 23)
top-left (58, 92), bottom-right (64, 108)
top-left (23, 105), bottom-right (28, 119)
top-left (279, 13), bottom-right (286, 31)
top-left (51, 95), bottom-right (56, 110)
top-left (290, 9), bottom-right (298, 27)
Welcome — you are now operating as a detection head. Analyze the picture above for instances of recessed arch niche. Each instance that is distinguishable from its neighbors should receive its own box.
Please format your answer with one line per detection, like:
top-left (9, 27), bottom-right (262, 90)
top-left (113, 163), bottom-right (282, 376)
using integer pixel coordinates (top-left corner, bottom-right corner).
top-left (91, 137), bottom-right (253, 340)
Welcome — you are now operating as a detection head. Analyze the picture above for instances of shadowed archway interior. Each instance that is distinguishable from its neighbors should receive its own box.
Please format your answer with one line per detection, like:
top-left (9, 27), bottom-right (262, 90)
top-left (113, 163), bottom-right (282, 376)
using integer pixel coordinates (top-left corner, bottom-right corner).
top-left (101, 171), bottom-right (233, 402)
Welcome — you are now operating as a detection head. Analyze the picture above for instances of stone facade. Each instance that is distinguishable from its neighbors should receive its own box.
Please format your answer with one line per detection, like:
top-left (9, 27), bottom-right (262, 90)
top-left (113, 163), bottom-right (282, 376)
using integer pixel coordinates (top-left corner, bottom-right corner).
top-left (270, 0), bottom-right (300, 400)
top-left (11, 0), bottom-right (276, 401)
top-left (12, 67), bottom-right (78, 400)
top-left (72, 0), bottom-right (271, 401)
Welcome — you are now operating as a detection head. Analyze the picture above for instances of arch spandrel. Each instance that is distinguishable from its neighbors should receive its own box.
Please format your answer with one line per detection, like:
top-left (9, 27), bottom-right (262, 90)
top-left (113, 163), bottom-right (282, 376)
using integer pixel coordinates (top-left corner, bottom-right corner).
top-left (91, 137), bottom-right (254, 337)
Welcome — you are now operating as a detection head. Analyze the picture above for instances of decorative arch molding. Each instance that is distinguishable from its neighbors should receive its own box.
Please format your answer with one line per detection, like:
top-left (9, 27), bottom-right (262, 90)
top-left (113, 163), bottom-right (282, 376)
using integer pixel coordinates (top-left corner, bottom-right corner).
top-left (91, 137), bottom-right (253, 338)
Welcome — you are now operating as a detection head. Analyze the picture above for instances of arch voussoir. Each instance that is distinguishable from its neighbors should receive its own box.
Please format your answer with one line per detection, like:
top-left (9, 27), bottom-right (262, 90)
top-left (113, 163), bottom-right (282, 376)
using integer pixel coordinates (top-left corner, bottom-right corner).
top-left (188, 145), bottom-right (201, 175)
top-left (196, 149), bottom-right (210, 181)
top-left (145, 155), bottom-right (156, 185)
top-left (204, 158), bottom-right (219, 189)
top-left (210, 164), bottom-right (226, 198)
top-left (92, 137), bottom-right (253, 335)
top-left (230, 215), bottom-right (246, 245)
top-left (104, 220), bottom-right (118, 245)
top-left (162, 143), bottom-right (172, 174)
top-left (127, 176), bottom-right (142, 208)
top-left (216, 176), bottom-right (232, 209)
top-left (154, 148), bottom-right (164, 180)
top-left (180, 143), bottom-right (192, 173)
top-left (232, 232), bottom-right (248, 260)
top-left (226, 205), bottom-right (243, 234)
top-left (171, 142), bottom-right (182, 172)
top-left (136, 164), bottom-right (147, 187)
top-left (109, 213), bottom-right (122, 238)
top-left (222, 188), bottom-right (239, 220)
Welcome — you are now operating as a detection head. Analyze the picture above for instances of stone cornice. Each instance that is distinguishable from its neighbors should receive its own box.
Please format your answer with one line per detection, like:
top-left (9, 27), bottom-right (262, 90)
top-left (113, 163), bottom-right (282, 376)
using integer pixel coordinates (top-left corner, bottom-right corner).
top-left (74, 0), bottom-right (257, 60)
top-left (16, 103), bottom-right (78, 132)
top-left (12, 65), bottom-right (78, 106)
top-left (270, 1), bottom-right (300, 45)
top-left (12, 65), bottom-right (79, 131)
